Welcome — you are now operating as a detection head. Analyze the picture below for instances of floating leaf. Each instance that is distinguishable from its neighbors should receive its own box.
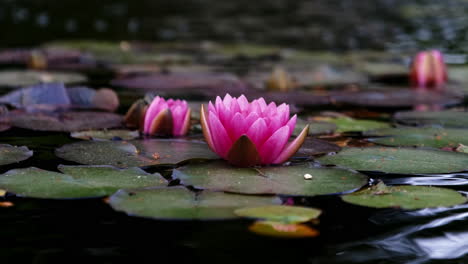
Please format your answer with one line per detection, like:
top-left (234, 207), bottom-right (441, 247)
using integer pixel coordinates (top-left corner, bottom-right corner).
top-left (0, 144), bottom-right (33, 166)
top-left (342, 182), bottom-right (466, 209)
top-left (0, 70), bottom-right (86, 87)
top-left (365, 127), bottom-right (468, 148)
top-left (9, 111), bottom-right (123, 132)
top-left (293, 119), bottom-right (336, 136)
top-left (109, 187), bottom-right (281, 220)
top-left (324, 117), bottom-right (390, 133)
top-left (0, 165), bottom-right (166, 199)
top-left (234, 205), bottom-right (321, 223)
top-left (173, 161), bottom-right (367, 196)
top-left (318, 147), bottom-right (468, 174)
top-left (394, 111), bottom-right (468, 128)
top-left (248, 221), bottom-right (319, 238)
top-left (71, 130), bottom-right (140, 141)
top-left (0, 189), bottom-right (5, 197)
top-left (56, 139), bottom-right (217, 168)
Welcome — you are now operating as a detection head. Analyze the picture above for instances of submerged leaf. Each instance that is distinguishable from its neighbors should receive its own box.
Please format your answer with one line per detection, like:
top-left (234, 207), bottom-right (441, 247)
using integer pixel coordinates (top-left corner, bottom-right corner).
top-left (249, 221), bottom-right (320, 238)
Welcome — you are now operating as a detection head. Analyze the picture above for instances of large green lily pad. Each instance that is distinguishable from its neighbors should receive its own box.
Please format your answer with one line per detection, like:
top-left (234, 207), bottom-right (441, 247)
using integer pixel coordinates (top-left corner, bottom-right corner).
top-left (0, 144), bottom-right (33, 166)
top-left (394, 111), bottom-right (468, 128)
top-left (71, 130), bottom-right (140, 141)
top-left (172, 161), bottom-right (367, 196)
top-left (0, 70), bottom-right (87, 87)
top-left (109, 187), bottom-right (281, 220)
top-left (0, 165), bottom-right (166, 199)
top-left (342, 182), bottom-right (466, 209)
top-left (318, 147), bottom-right (468, 174)
top-left (325, 117), bottom-right (391, 133)
top-left (234, 205), bottom-right (321, 223)
top-left (56, 139), bottom-right (217, 168)
top-left (365, 127), bottom-right (468, 148)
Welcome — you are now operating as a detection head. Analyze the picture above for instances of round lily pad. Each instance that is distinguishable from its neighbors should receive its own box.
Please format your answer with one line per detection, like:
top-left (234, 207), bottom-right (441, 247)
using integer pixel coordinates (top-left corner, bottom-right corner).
top-left (394, 111), bottom-right (468, 128)
top-left (56, 139), bottom-right (217, 168)
top-left (248, 221), bottom-right (320, 238)
top-left (234, 205), bottom-right (321, 223)
top-left (71, 130), bottom-right (140, 141)
top-left (342, 182), bottom-right (466, 209)
top-left (9, 111), bottom-right (123, 132)
top-left (365, 127), bottom-right (468, 148)
top-left (317, 147), bottom-right (468, 174)
top-left (109, 187), bottom-right (281, 220)
top-left (0, 165), bottom-right (167, 199)
top-left (0, 144), bottom-right (33, 166)
top-left (324, 117), bottom-right (391, 133)
top-left (172, 161), bottom-right (367, 196)
top-left (0, 70), bottom-right (87, 87)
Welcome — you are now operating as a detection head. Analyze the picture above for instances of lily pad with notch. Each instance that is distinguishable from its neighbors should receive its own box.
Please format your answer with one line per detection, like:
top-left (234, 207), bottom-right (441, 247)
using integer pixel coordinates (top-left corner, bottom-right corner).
top-left (0, 165), bottom-right (167, 199)
top-left (109, 186), bottom-right (281, 220)
top-left (172, 161), bottom-right (367, 196)
top-left (342, 182), bottom-right (466, 209)
top-left (0, 144), bottom-right (33, 166)
top-left (317, 147), bottom-right (468, 174)
top-left (56, 139), bottom-right (218, 168)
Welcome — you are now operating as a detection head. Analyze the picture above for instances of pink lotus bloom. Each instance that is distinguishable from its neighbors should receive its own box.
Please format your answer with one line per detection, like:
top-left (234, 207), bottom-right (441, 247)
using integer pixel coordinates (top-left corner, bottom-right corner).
top-left (410, 50), bottom-right (447, 91)
top-left (143, 96), bottom-right (191, 136)
top-left (201, 94), bottom-right (309, 167)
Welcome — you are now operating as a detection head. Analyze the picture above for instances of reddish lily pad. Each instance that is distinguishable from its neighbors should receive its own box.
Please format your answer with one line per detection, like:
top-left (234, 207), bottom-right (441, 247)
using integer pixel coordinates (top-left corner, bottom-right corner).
top-left (109, 186), bottom-right (281, 220)
top-left (0, 165), bottom-right (166, 199)
top-left (248, 221), bottom-right (320, 238)
top-left (56, 139), bottom-right (217, 168)
top-left (295, 138), bottom-right (341, 157)
top-left (0, 144), bottom-right (33, 166)
top-left (172, 161), bottom-right (367, 196)
top-left (342, 182), bottom-right (466, 209)
top-left (9, 111), bottom-right (123, 132)
top-left (318, 147), bottom-right (468, 174)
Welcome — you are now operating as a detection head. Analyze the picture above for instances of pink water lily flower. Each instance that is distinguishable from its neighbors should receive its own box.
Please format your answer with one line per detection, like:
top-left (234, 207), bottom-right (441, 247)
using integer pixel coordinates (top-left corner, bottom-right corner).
top-left (201, 94), bottom-right (309, 167)
top-left (410, 50), bottom-right (447, 91)
top-left (143, 96), bottom-right (191, 136)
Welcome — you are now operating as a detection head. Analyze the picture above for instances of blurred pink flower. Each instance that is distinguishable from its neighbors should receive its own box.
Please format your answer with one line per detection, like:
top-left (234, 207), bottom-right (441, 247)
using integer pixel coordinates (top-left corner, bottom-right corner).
top-left (201, 94), bottom-right (309, 167)
top-left (143, 96), bottom-right (191, 136)
top-left (410, 50), bottom-right (447, 91)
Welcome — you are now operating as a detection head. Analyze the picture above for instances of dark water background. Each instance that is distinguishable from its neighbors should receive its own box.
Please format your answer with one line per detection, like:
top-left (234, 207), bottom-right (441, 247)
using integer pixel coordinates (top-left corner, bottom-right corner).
top-left (2, 0), bottom-right (468, 263)
top-left (2, 0), bottom-right (468, 52)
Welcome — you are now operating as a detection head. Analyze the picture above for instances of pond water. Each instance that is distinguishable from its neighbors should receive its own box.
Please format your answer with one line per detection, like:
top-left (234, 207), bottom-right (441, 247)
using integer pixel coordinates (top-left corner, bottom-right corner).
top-left (1, 1), bottom-right (468, 264)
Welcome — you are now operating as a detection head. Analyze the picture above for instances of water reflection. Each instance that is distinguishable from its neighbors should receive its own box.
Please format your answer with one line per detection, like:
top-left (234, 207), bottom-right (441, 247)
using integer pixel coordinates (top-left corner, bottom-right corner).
top-left (386, 173), bottom-right (468, 186)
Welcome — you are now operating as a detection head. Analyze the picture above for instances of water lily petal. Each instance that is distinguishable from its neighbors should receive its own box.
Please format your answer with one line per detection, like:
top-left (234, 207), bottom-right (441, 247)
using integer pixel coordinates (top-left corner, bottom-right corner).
top-left (208, 111), bottom-right (233, 158)
top-left (273, 125), bottom-right (309, 164)
top-left (259, 125), bottom-right (290, 164)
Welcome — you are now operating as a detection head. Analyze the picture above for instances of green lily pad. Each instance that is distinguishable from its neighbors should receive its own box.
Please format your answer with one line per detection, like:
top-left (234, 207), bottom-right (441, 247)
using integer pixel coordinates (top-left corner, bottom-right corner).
top-left (365, 127), bottom-right (468, 148)
top-left (172, 161), bottom-right (367, 196)
top-left (234, 205), bottom-right (321, 223)
top-left (325, 117), bottom-right (391, 133)
top-left (317, 147), bottom-right (468, 174)
top-left (295, 138), bottom-right (341, 157)
top-left (0, 144), bottom-right (33, 166)
top-left (109, 187), bottom-right (281, 220)
top-left (0, 70), bottom-right (87, 87)
top-left (394, 111), bottom-right (468, 128)
top-left (342, 182), bottom-right (466, 209)
top-left (248, 221), bottom-right (320, 238)
top-left (56, 139), bottom-right (217, 168)
top-left (71, 130), bottom-right (140, 141)
top-left (293, 119), bottom-right (336, 136)
top-left (0, 165), bottom-right (166, 199)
